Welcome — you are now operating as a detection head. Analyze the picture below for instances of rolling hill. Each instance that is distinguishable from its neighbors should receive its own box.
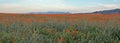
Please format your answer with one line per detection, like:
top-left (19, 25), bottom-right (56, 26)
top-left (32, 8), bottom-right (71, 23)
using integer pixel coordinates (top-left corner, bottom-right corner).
top-left (92, 9), bottom-right (120, 14)
top-left (30, 11), bottom-right (71, 14)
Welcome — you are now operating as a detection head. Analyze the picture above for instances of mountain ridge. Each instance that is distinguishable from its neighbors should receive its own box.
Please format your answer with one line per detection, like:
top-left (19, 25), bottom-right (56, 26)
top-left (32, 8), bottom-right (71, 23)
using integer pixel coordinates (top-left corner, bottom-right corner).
top-left (30, 11), bottom-right (71, 14)
top-left (29, 9), bottom-right (120, 14)
top-left (92, 9), bottom-right (120, 14)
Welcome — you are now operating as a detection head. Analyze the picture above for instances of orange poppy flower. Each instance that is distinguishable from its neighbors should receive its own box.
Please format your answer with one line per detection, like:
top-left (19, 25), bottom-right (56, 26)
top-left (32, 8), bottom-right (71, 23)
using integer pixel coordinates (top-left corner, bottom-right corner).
top-left (65, 29), bottom-right (69, 33)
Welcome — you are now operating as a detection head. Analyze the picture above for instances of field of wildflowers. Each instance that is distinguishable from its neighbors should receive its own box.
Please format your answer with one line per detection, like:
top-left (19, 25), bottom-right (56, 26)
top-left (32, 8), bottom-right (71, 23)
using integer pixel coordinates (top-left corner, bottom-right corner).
top-left (0, 14), bottom-right (120, 43)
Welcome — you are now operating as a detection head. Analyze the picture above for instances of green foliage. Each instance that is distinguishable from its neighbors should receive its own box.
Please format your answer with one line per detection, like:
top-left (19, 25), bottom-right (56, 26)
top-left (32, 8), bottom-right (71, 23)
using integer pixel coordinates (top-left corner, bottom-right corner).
top-left (0, 20), bottom-right (120, 43)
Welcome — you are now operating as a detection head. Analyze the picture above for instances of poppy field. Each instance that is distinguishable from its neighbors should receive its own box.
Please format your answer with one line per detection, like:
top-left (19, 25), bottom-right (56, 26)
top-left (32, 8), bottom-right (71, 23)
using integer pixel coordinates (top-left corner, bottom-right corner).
top-left (0, 14), bottom-right (120, 43)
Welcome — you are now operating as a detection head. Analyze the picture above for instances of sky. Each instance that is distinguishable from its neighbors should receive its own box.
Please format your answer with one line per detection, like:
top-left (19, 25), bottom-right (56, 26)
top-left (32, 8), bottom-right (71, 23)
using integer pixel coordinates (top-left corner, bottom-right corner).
top-left (0, 0), bottom-right (120, 13)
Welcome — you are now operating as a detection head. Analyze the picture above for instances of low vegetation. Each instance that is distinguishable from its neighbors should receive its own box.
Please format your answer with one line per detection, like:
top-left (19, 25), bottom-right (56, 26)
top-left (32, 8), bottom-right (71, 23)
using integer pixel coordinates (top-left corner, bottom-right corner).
top-left (0, 20), bottom-right (120, 43)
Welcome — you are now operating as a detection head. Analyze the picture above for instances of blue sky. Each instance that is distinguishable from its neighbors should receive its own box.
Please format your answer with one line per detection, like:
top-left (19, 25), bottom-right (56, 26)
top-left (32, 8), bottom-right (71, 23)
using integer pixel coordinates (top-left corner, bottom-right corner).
top-left (0, 0), bottom-right (120, 13)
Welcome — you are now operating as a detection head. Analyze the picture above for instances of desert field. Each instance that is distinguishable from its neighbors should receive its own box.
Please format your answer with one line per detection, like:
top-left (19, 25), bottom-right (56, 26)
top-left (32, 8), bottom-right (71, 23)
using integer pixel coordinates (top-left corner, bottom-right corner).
top-left (0, 13), bottom-right (120, 43)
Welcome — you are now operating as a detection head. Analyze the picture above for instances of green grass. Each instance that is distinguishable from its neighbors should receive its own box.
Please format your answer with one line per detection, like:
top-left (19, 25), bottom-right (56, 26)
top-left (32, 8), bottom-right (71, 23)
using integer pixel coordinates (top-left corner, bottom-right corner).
top-left (0, 20), bottom-right (120, 43)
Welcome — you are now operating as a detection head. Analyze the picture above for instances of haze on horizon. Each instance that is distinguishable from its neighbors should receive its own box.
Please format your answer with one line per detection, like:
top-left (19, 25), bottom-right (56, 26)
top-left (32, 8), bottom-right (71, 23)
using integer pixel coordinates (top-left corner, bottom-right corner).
top-left (0, 0), bottom-right (120, 13)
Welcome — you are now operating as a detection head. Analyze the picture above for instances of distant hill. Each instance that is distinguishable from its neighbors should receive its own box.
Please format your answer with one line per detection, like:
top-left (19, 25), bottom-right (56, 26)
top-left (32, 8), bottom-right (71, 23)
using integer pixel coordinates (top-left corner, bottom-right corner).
top-left (29, 9), bottom-right (120, 14)
top-left (92, 9), bottom-right (120, 14)
top-left (30, 11), bottom-right (71, 14)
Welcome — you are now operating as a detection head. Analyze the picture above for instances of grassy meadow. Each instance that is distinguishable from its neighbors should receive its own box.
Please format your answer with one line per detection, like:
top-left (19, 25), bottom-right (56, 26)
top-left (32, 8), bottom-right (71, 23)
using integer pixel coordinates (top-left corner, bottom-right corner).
top-left (0, 14), bottom-right (120, 43)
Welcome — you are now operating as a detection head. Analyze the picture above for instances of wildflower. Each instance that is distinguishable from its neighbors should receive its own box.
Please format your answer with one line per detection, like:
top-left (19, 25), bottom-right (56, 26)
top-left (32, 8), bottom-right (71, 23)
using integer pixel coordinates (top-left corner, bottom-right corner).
top-left (65, 29), bottom-right (69, 33)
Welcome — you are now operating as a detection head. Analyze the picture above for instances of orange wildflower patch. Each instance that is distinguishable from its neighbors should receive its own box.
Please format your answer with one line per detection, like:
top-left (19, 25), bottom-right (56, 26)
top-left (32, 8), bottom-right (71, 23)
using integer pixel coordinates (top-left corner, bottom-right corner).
top-left (65, 29), bottom-right (69, 33)
top-left (0, 14), bottom-right (120, 23)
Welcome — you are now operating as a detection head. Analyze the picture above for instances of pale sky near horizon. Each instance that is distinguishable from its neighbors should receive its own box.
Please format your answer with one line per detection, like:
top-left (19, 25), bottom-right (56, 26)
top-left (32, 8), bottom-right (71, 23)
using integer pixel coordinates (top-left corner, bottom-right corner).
top-left (0, 0), bottom-right (120, 13)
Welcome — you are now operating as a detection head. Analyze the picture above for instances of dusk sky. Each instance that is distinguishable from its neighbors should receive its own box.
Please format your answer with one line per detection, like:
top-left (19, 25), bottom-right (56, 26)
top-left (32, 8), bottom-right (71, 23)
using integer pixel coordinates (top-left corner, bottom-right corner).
top-left (0, 0), bottom-right (120, 13)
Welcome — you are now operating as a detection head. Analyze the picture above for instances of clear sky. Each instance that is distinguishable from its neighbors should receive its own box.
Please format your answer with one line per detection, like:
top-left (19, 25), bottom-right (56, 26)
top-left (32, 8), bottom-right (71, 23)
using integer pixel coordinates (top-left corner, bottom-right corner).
top-left (0, 0), bottom-right (120, 13)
